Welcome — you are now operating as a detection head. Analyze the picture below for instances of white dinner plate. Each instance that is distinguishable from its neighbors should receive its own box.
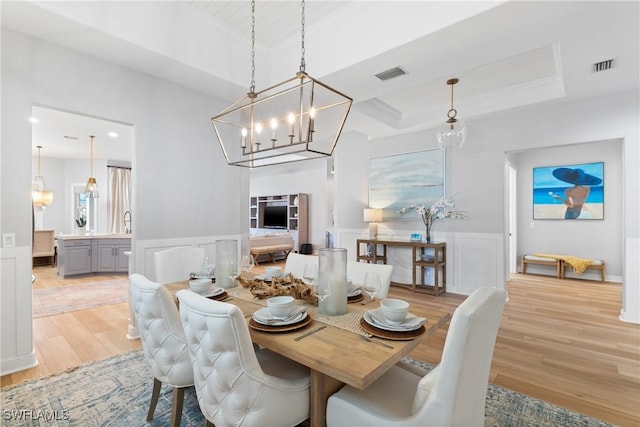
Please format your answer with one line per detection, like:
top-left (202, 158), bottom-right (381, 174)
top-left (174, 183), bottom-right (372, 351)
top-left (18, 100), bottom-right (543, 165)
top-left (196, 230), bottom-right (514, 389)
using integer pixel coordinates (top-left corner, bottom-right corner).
top-left (252, 306), bottom-right (307, 326)
top-left (200, 287), bottom-right (224, 298)
top-left (364, 308), bottom-right (426, 332)
top-left (190, 273), bottom-right (215, 280)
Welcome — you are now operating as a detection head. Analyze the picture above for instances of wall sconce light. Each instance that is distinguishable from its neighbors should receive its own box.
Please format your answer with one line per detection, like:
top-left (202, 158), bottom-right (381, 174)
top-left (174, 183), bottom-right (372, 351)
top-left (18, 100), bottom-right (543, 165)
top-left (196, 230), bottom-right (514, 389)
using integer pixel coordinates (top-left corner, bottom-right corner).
top-left (363, 208), bottom-right (383, 239)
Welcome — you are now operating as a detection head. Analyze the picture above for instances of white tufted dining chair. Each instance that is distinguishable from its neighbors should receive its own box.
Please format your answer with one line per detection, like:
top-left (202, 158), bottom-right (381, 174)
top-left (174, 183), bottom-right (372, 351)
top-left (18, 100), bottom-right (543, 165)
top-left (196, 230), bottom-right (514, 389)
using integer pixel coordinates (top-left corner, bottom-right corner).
top-left (326, 287), bottom-right (506, 427)
top-left (153, 246), bottom-right (205, 284)
top-left (177, 289), bottom-right (311, 427)
top-left (284, 252), bottom-right (319, 279)
top-left (129, 273), bottom-right (194, 427)
top-left (346, 261), bottom-right (394, 299)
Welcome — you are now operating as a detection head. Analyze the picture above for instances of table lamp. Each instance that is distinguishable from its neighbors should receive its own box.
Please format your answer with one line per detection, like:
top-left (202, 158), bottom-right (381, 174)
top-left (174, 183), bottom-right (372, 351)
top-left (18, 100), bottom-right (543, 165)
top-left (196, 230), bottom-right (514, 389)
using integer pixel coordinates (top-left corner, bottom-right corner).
top-left (363, 208), bottom-right (383, 239)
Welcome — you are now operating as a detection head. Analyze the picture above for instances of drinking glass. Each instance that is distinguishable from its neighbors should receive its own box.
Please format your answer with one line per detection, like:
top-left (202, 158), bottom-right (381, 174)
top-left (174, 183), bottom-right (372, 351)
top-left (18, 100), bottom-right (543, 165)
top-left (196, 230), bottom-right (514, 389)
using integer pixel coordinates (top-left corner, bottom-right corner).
top-left (226, 260), bottom-right (241, 296)
top-left (201, 256), bottom-right (214, 277)
top-left (302, 263), bottom-right (318, 286)
top-left (241, 255), bottom-right (254, 277)
top-left (362, 272), bottom-right (381, 305)
top-left (313, 279), bottom-right (332, 322)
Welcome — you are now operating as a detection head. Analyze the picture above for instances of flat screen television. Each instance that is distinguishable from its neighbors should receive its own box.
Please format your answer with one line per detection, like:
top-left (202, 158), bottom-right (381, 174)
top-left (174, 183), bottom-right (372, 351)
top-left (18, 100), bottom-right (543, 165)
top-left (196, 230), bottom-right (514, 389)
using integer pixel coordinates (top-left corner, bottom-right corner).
top-left (263, 205), bottom-right (288, 229)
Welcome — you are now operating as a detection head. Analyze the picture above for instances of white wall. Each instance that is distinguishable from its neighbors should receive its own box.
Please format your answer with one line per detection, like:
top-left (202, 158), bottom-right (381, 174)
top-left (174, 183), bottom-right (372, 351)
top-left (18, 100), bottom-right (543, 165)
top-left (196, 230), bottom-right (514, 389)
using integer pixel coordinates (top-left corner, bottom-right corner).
top-left (31, 156), bottom-right (114, 235)
top-left (251, 90), bottom-right (639, 323)
top-left (513, 140), bottom-right (623, 281)
top-left (1, 29), bottom-right (249, 374)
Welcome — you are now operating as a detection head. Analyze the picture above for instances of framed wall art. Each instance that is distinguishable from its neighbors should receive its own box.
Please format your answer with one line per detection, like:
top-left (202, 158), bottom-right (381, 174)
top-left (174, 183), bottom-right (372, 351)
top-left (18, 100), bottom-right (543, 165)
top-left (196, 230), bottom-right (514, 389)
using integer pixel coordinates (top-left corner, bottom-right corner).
top-left (533, 161), bottom-right (604, 220)
top-left (368, 149), bottom-right (444, 220)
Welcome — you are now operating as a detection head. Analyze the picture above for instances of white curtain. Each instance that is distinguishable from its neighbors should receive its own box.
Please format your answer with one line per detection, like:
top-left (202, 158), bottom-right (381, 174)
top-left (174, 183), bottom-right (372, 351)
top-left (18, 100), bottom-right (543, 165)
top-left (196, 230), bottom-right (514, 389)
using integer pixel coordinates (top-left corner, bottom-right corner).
top-left (108, 167), bottom-right (131, 234)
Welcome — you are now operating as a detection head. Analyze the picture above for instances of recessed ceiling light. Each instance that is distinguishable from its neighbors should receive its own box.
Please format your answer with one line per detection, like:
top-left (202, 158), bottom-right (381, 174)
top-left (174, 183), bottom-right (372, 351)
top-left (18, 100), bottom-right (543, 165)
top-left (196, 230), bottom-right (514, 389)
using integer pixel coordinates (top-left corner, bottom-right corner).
top-left (108, 132), bottom-right (118, 138)
top-left (29, 117), bottom-right (39, 123)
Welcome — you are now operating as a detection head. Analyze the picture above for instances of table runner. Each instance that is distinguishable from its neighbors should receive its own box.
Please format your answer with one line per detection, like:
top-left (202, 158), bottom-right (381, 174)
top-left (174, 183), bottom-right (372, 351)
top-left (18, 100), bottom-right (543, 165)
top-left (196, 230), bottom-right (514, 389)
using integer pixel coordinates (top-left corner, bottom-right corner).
top-left (232, 284), bottom-right (372, 336)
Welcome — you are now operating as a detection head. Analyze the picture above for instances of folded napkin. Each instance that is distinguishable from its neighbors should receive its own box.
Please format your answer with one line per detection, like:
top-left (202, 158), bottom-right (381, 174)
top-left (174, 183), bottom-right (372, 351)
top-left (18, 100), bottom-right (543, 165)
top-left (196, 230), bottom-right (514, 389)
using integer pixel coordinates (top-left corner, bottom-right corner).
top-left (252, 306), bottom-right (306, 325)
top-left (347, 285), bottom-right (361, 297)
top-left (203, 287), bottom-right (224, 298)
top-left (369, 309), bottom-right (426, 331)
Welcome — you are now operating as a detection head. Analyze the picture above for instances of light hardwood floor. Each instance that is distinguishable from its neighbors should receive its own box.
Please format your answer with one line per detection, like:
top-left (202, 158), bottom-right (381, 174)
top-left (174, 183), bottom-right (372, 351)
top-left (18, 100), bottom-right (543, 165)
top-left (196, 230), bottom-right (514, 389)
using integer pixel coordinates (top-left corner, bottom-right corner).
top-left (2, 265), bottom-right (639, 426)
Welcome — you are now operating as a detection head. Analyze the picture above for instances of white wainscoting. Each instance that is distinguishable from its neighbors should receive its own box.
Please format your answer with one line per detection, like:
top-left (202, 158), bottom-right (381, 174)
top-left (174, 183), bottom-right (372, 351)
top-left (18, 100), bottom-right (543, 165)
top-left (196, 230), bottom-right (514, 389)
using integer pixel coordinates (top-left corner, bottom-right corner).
top-left (133, 233), bottom-right (247, 281)
top-left (0, 246), bottom-right (37, 375)
top-left (334, 229), bottom-right (505, 296)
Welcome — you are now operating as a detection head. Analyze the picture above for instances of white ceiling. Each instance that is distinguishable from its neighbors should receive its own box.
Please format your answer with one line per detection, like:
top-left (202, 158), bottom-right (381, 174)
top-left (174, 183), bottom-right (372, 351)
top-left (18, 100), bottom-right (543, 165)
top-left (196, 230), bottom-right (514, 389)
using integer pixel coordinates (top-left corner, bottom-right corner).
top-left (3, 1), bottom-right (638, 162)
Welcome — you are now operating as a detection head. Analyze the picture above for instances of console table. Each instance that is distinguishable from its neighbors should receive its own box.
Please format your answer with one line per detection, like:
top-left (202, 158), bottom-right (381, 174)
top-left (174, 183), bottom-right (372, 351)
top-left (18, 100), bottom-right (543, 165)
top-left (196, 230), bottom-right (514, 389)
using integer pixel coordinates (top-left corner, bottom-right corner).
top-left (356, 239), bottom-right (446, 296)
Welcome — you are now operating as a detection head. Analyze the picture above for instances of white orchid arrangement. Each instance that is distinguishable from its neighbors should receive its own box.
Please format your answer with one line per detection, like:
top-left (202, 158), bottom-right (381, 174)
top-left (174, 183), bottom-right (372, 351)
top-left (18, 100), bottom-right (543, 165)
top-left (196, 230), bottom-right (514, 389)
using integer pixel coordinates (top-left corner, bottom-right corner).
top-left (398, 196), bottom-right (467, 239)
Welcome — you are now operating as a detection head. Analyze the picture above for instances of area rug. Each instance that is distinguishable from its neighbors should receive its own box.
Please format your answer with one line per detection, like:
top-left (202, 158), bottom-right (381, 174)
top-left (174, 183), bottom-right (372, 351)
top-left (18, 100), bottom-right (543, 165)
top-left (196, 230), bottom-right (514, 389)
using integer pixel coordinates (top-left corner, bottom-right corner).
top-left (32, 279), bottom-right (129, 318)
top-left (0, 350), bottom-right (611, 427)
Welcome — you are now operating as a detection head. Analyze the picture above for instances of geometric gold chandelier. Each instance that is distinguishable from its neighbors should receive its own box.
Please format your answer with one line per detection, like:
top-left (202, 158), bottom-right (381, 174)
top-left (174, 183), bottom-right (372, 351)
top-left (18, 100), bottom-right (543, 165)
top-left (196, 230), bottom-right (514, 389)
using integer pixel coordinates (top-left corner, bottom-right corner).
top-left (212, 0), bottom-right (352, 168)
top-left (32, 145), bottom-right (54, 207)
top-left (436, 77), bottom-right (466, 151)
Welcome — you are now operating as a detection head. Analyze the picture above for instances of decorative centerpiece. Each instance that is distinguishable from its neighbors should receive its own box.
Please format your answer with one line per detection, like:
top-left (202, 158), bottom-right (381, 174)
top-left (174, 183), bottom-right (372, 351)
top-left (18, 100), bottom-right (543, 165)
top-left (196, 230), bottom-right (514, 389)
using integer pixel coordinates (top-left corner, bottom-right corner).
top-left (398, 196), bottom-right (467, 242)
top-left (238, 274), bottom-right (317, 305)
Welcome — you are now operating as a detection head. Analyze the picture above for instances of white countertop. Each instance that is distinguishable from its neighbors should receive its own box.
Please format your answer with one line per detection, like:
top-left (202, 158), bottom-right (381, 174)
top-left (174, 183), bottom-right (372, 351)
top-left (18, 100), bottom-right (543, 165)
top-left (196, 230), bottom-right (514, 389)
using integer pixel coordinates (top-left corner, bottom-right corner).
top-left (55, 233), bottom-right (132, 240)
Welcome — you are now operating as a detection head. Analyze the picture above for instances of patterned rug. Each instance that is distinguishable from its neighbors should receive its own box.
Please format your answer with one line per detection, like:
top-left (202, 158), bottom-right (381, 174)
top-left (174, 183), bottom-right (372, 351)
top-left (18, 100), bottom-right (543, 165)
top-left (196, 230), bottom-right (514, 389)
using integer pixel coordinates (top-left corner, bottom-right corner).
top-left (0, 350), bottom-right (611, 426)
top-left (32, 279), bottom-right (129, 318)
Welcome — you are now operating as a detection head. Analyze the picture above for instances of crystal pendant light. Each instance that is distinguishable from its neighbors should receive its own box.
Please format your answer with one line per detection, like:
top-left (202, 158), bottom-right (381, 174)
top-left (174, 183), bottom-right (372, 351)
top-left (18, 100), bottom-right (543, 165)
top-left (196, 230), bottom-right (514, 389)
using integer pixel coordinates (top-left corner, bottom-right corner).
top-left (85, 135), bottom-right (99, 197)
top-left (32, 145), bottom-right (54, 207)
top-left (436, 78), bottom-right (466, 150)
top-left (212, 0), bottom-right (352, 168)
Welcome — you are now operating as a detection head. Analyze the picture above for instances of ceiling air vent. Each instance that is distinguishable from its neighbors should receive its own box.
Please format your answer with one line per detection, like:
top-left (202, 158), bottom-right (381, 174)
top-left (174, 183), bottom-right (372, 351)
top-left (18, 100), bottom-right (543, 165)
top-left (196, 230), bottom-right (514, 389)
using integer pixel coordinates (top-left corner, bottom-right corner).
top-left (593, 59), bottom-right (614, 73)
top-left (375, 66), bottom-right (407, 81)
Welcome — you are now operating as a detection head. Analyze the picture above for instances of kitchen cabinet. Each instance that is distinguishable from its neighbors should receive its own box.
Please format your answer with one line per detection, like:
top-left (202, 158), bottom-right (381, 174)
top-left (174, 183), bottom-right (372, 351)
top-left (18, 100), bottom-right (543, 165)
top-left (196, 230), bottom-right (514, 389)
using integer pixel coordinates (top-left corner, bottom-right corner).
top-left (96, 239), bottom-right (131, 272)
top-left (58, 239), bottom-right (92, 277)
top-left (56, 235), bottom-right (131, 278)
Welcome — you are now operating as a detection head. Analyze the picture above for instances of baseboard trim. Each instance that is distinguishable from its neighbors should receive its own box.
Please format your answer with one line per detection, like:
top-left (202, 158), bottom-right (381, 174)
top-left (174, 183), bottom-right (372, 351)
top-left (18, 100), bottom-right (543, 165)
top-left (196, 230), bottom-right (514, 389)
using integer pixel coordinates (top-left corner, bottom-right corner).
top-left (0, 351), bottom-right (37, 376)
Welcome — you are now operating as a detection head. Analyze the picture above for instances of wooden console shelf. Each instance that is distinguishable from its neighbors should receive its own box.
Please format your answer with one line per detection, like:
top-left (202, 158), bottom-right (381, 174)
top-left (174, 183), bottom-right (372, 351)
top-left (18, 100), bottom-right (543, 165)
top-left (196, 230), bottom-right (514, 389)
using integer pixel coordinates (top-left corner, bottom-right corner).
top-left (356, 239), bottom-right (446, 296)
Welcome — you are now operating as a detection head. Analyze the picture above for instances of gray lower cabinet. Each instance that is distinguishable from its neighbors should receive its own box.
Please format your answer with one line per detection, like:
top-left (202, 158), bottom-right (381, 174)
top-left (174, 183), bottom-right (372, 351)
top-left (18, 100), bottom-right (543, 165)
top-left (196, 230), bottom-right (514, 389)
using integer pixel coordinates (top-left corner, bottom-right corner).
top-left (96, 240), bottom-right (131, 272)
top-left (59, 239), bottom-right (92, 276)
top-left (57, 237), bottom-right (131, 278)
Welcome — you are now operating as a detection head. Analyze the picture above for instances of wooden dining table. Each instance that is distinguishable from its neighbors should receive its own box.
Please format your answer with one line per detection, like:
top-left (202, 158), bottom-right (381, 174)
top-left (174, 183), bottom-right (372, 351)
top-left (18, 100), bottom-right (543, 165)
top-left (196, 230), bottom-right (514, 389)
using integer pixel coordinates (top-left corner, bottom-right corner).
top-left (166, 280), bottom-right (451, 427)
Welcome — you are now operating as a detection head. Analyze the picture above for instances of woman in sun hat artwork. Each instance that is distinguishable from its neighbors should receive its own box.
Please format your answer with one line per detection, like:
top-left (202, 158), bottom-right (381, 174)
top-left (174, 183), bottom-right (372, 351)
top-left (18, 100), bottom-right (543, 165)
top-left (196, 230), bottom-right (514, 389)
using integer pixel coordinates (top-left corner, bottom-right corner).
top-left (549, 167), bottom-right (603, 219)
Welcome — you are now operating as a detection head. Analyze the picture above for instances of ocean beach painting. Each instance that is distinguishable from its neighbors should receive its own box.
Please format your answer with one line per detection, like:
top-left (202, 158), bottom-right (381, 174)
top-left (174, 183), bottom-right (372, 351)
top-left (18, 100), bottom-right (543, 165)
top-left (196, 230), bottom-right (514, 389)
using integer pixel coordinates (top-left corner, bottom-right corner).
top-left (369, 149), bottom-right (444, 220)
top-left (533, 162), bottom-right (604, 220)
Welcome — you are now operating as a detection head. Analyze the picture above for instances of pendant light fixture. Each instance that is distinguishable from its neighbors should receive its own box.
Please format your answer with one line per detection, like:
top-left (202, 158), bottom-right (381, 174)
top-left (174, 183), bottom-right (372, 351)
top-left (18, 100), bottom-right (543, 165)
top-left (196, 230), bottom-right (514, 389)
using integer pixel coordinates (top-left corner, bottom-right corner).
top-left (212, 0), bottom-right (352, 168)
top-left (436, 78), bottom-right (466, 150)
top-left (31, 145), bottom-right (54, 207)
top-left (85, 135), bottom-right (99, 197)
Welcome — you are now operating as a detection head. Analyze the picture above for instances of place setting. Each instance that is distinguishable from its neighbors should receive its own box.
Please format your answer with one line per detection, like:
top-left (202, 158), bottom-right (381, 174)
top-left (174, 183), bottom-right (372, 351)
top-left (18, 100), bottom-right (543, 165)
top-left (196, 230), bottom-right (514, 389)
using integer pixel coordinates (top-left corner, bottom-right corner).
top-left (189, 256), bottom-right (216, 281)
top-left (188, 277), bottom-right (227, 301)
top-left (248, 296), bottom-right (312, 332)
top-left (360, 298), bottom-right (427, 340)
